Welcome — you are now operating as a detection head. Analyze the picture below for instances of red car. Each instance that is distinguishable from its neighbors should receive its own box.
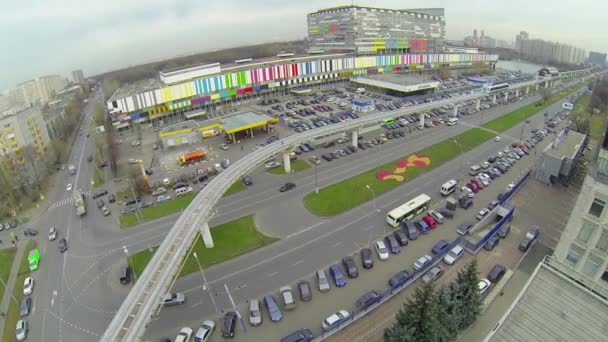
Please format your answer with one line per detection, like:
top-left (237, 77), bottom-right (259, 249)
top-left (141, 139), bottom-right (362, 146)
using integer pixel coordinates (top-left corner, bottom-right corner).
top-left (470, 178), bottom-right (483, 190)
top-left (467, 182), bottom-right (479, 193)
top-left (422, 215), bottom-right (438, 229)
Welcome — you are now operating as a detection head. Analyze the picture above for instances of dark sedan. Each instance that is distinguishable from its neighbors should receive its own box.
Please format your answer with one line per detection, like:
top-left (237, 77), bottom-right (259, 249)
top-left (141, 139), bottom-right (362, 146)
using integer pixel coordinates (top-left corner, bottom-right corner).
top-left (342, 256), bottom-right (359, 278)
top-left (360, 248), bottom-right (374, 268)
top-left (279, 182), bottom-right (296, 192)
top-left (59, 238), bottom-right (68, 253)
top-left (221, 311), bottom-right (237, 338)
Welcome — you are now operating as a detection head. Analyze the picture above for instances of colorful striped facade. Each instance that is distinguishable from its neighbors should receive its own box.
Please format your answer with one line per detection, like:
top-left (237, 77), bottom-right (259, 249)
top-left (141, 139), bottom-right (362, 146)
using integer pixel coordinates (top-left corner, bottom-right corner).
top-left (107, 53), bottom-right (498, 126)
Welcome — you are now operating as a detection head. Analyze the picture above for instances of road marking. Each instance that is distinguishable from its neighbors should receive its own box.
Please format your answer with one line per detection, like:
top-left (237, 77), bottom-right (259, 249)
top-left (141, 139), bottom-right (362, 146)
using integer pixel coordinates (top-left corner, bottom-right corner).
top-left (191, 301), bottom-right (204, 308)
top-left (234, 284), bottom-right (248, 291)
top-left (333, 242), bottom-right (343, 247)
top-left (267, 272), bottom-right (279, 277)
top-left (43, 309), bottom-right (101, 337)
top-left (51, 290), bottom-right (57, 307)
top-left (292, 260), bottom-right (305, 266)
top-left (285, 221), bottom-right (326, 240)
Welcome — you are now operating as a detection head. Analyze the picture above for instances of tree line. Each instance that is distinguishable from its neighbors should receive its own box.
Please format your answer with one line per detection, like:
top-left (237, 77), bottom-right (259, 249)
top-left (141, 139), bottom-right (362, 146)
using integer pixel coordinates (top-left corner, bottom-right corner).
top-left (384, 261), bottom-right (482, 342)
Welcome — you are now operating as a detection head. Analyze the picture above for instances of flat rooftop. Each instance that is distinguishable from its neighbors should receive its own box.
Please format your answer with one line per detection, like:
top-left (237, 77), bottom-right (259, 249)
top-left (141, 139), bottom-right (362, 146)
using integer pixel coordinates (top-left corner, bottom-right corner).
top-left (222, 112), bottom-right (275, 134)
top-left (351, 73), bottom-right (440, 93)
top-left (545, 129), bottom-right (586, 159)
top-left (109, 78), bottom-right (162, 103)
top-left (488, 262), bottom-right (608, 342)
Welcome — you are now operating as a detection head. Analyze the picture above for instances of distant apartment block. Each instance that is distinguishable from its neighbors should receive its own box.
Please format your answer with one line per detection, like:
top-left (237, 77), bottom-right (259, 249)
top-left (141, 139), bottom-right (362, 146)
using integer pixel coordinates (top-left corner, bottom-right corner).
top-left (307, 6), bottom-right (445, 53)
top-left (0, 106), bottom-right (50, 166)
top-left (10, 75), bottom-right (69, 107)
top-left (72, 69), bottom-right (85, 83)
top-left (588, 51), bottom-right (607, 66)
top-left (517, 34), bottom-right (586, 65)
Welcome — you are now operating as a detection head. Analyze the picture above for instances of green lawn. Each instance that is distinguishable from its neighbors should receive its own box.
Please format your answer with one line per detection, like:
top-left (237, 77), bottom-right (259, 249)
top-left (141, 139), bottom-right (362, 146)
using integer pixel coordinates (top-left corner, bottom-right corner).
top-left (223, 181), bottom-right (247, 196)
top-left (120, 193), bottom-right (196, 227)
top-left (0, 248), bottom-right (17, 303)
top-left (2, 241), bottom-right (36, 342)
top-left (92, 167), bottom-right (105, 188)
top-left (572, 94), bottom-right (605, 141)
top-left (303, 83), bottom-right (585, 216)
top-left (266, 159), bottom-right (311, 175)
top-left (128, 215), bottom-right (277, 279)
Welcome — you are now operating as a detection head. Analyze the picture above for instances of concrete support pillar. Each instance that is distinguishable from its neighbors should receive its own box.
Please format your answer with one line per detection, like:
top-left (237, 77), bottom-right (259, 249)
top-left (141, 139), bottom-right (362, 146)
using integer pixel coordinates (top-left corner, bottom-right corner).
top-left (283, 150), bottom-right (291, 173)
top-left (476, 99), bottom-right (481, 111)
top-left (250, 128), bottom-right (254, 137)
top-left (515, 89), bottom-right (520, 98)
top-left (453, 106), bottom-right (458, 117)
top-left (352, 130), bottom-right (358, 148)
top-left (535, 84), bottom-right (539, 91)
top-left (504, 92), bottom-right (509, 103)
top-left (201, 222), bottom-right (214, 248)
top-left (419, 112), bottom-right (425, 128)
top-left (545, 81), bottom-right (549, 88)
top-left (526, 86), bottom-right (530, 94)
top-left (493, 94), bottom-right (497, 104)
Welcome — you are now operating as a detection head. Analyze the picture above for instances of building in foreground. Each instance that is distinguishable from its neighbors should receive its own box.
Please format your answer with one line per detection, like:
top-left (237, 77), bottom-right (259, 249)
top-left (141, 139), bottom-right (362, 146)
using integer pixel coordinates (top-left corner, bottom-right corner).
top-left (106, 51), bottom-right (497, 133)
top-left (534, 128), bottom-right (586, 185)
top-left (307, 6), bottom-right (445, 53)
top-left (485, 257), bottom-right (608, 342)
top-left (0, 106), bottom-right (50, 167)
top-left (72, 69), bottom-right (85, 84)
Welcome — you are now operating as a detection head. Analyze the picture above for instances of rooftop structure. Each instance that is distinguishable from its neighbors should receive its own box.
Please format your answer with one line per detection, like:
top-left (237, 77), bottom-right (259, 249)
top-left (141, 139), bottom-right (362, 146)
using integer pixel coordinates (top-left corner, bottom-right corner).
top-left (350, 73), bottom-right (440, 96)
top-left (221, 112), bottom-right (277, 135)
top-left (535, 128), bottom-right (586, 185)
top-left (486, 257), bottom-right (608, 342)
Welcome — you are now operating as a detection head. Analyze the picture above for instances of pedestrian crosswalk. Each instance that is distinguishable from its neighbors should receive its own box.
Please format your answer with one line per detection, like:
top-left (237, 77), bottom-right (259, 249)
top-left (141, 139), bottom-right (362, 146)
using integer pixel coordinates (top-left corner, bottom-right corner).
top-left (49, 190), bottom-right (91, 210)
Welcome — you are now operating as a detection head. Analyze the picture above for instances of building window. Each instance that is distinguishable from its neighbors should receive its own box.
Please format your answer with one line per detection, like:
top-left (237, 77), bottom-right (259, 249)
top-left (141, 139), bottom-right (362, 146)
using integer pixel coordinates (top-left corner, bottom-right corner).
top-left (565, 243), bottom-right (585, 266)
top-left (581, 253), bottom-right (603, 278)
top-left (596, 230), bottom-right (608, 254)
top-left (577, 221), bottom-right (597, 245)
top-left (589, 198), bottom-right (606, 218)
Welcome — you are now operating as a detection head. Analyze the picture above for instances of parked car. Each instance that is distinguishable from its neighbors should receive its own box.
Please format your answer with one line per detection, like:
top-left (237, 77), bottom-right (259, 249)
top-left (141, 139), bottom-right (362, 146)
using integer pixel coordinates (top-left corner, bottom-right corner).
top-left (375, 240), bottom-right (389, 260)
top-left (360, 248), bottom-right (374, 268)
top-left (497, 224), bottom-right (511, 238)
top-left (484, 235), bottom-right (500, 251)
top-left (162, 292), bottom-right (186, 306)
top-left (413, 254), bottom-right (433, 271)
top-left (317, 270), bottom-right (330, 292)
top-left (478, 278), bottom-right (492, 295)
top-left (414, 220), bottom-right (430, 234)
top-left (264, 161), bottom-right (281, 169)
top-left (322, 310), bottom-right (351, 331)
top-left (280, 286), bottom-right (296, 310)
top-left (263, 295), bottom-right (283, 322)
top-left (403, 222), bottom-right (418, 240)
top-left (443, 244), bottom-right (465, 265)
top-left (221, 311), bottom-right (237, 337)
top-left (431, 240), bottom-right (450, 255)
top-left (384, 235), bottom-right (401, 254)
top-left (428, 210), bottom-right (445, 224)
top-left (16, 320), bottom-right (27, 341)
top-left (48, 226), bottom-right (57, 241)
top-left (487, 264), bottom-right (507, 283)
top-left (393, 230), bottom-right (408, 246)
top-left (19, 297), bottom-right (32, 317)
top-left (388, 270), bottom-right (414, 289)
top-left (297, 281), bottom-right (312, 302)
top-left (477, 208), bottom-right (490, 220)
top-left (356, 291), bottom-right (382, 311)
top-left (422, 215), bottom-right (437, 229)
top-left (519, 225), bottom-right (540, 252)
top-left (281, 329), bottom-right (313, 342)
top-left (279, 182), bottom-right (296, 192)
top-left (248, 299), bottom-right (262, 326)
top-left (329, 264), bottom-right (347, 287)
top-left (437, 208), bottom-right (454, 219)
top-left (456, 221), bottom-right (474, 235)
top-left (421, 266), bottom-right (444, 284)
top-left (342, 256), bottom-right (359, 278)
top-left (241, 175), bottom-right (253, 186)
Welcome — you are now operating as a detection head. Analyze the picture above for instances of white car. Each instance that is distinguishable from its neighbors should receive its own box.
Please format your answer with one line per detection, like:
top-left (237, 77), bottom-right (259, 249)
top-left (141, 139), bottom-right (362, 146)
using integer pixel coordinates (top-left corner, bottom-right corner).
top-left (264, 161), bottom-right (281, 169)
top-left (375, 240), bottom-right (389, 261)
top-left (248, 299), bottom-right (262, 326)
top-left (66, 183), bottom-right (72, 192)
top-left (481, 161), bottom-right (490, 169)
top-left (322, 310), bottom-right (351, 331)
top-left (429, 210), bottom-right (445, 224)
top-left (16, 320), bottom-right (27, 341)
top-left (174, 327), bottom-right (193, 342)
top-left (194, 320), bottom-right (215, 342)
top-left (413, 255), bottom-right (433, 271)
top-left (503, 147), bottom-right (511, 154)
top-left (478, 173), bottom-right (492, 183)
top-left (497, 152), bottom-right (504, 158)
top-left (461, 186), bottom-right (475, 198)
top-left (443, 245), bottom-right (464, 265)
top-left (477, 208), bottom-right (490, 220)
top-left (478, 278), bottom-right (492, 295)
top-left (23, 277), bottom-right (34, 296)
top-left (495, 136), bottom-right (502, 142)
top-left (506, 183), bottom-right (516, 192)
top-left (48, 226), bottom-right (57, 241)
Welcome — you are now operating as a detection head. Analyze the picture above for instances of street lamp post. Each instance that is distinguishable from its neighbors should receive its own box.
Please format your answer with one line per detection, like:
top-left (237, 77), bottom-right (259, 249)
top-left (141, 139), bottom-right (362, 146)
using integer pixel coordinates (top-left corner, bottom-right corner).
top-left (192, 252), bottom-right (218, 313)
top-left (453, 139), bottom-right (464, 186)
top-left (123, 247), bottom-right (138, 281)
top-left (365, 185), bottom-right (380, 212)
top-left (129, 180), bottom-right (143, 224)
top-left (314, 163), bottom-right (319, 194)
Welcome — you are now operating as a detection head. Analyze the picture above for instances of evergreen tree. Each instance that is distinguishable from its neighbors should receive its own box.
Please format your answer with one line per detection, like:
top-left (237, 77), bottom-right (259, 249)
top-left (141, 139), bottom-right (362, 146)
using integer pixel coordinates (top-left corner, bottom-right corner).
top-left (436, 286), bottom-right (459, 342)
top-left (385, 283), bottom-right (440, 342)
top-left (456, 260), bottom-right (482, 330)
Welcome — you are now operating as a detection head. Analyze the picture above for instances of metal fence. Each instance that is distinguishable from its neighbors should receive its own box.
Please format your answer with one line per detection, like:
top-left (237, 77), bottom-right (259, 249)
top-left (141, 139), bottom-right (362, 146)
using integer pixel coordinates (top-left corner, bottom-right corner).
top-left (311, 237), bottom-right (463, 341)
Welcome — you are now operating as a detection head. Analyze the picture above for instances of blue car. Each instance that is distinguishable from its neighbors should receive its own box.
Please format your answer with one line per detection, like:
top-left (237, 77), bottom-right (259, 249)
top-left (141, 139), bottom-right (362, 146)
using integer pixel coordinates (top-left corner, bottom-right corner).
top-left (415, 220), bottom-right (430, 234)
top-left (431, 240), bottom-right (450, 255)
top-left (388, 270), bottom-right (414, 289)
top-left (329, 264), bottom-right (347, 287)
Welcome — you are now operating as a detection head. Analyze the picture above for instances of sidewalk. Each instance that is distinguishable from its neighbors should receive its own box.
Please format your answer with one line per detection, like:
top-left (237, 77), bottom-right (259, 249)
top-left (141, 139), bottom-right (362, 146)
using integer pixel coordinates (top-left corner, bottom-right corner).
top-left (0, 242), bottom-right (28, 339)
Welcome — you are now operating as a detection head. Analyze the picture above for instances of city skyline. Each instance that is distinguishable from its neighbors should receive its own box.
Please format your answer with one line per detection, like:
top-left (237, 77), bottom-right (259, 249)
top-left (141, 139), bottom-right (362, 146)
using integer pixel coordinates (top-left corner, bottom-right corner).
top-left (1, 0), bottom-right (606, 90)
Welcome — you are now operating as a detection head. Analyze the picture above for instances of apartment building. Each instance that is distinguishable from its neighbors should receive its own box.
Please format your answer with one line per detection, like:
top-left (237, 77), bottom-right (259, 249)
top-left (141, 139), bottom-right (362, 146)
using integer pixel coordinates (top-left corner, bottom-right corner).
top-left (0, 106), bottom-right (50, 166)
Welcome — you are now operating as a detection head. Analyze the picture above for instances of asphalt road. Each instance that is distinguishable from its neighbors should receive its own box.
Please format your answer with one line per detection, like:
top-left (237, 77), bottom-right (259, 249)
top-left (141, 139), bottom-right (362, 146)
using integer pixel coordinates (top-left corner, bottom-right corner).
top-left (19, 82), bottom-right (584, 342)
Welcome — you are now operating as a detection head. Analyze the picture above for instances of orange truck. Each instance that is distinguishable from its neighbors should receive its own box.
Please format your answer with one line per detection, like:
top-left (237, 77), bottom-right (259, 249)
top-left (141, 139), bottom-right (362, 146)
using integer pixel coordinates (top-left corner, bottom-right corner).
top-left (179, 150), bottom-right (205, 166)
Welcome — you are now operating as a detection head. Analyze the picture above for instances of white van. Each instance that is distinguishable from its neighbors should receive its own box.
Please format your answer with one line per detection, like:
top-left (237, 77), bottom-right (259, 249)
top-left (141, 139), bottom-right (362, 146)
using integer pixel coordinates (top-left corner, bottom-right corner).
top-left (440, 180), bottom-right (458, 196)
top-left (469, 165), bottom-right (481, 176)
top-left (447, 117), bottom-right (458, 126)
top-left (175, 186), bottom-right (193, 197)
top-left (562, 102), bottom-right (573, 110)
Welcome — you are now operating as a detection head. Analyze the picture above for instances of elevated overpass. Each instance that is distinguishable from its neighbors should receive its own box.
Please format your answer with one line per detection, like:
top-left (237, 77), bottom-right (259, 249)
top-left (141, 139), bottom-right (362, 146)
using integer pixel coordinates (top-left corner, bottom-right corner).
top-left (101, 71), bottom-right (601, 341)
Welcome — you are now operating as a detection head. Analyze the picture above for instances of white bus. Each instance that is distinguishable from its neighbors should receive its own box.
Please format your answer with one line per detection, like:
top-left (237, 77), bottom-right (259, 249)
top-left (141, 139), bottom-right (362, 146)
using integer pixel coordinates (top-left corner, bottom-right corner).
top-left (386, 194), bottom-right (431, 227)
top-left (485, 83), bottom-right (510, 93)
top-left (446, 117), bottom-right (458, 126)
top-left (440, 180), bottom-right (458, 196)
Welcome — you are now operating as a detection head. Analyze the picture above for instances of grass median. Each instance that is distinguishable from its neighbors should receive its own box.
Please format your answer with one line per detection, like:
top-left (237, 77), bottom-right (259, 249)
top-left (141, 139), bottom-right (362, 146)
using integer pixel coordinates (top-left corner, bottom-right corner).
top-left (266, 159), bottom-right (311, 175)
top-left (120, 193), bottom-right (196, 227)
top-left (223, 181), bottom-right (247, 196)
top-left (2, 241), bottom-right (36, 342)
top-left (304, 83), bottom-right (584, 216)
top-left (0, 248), bottom-right (17, 303)
top-left (128, 215), bottom-right (277, 279)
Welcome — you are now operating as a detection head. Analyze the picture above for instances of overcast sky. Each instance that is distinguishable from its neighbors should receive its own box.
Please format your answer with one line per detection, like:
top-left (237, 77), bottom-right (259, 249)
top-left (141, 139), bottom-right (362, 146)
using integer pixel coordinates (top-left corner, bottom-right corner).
top-left (1, 0), bottom-right (606, 90)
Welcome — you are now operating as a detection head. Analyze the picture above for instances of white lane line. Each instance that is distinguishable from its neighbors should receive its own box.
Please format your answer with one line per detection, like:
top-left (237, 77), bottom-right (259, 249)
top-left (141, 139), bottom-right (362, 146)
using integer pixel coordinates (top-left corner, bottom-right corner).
top-left (332, 242), bottom-right (343, 247)
top-left (51, 290), bottom-right (57, 307)
top-left (285, 221), bottom-right (326, 240)
top-left (267, 272), bottom-right (279, 277)
top-left (292, 260), bottom-right (305, 266)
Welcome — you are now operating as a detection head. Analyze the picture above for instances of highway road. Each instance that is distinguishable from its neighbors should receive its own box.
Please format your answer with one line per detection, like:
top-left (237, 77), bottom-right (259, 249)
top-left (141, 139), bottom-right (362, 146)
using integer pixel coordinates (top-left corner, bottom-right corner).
top-left (20, 80), bottom-right (587, 342)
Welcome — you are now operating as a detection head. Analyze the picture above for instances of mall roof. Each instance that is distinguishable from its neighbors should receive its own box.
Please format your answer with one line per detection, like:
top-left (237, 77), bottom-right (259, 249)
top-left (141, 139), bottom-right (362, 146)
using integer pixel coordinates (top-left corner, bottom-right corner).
top-left (545, 129), bottom-right (586, 159)
top-left (221, 112), bottom-right (277, 134)
top-left (487, 262), bottom-right (608, 342)
top-left (351, 73), bottom-right (440, 93)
